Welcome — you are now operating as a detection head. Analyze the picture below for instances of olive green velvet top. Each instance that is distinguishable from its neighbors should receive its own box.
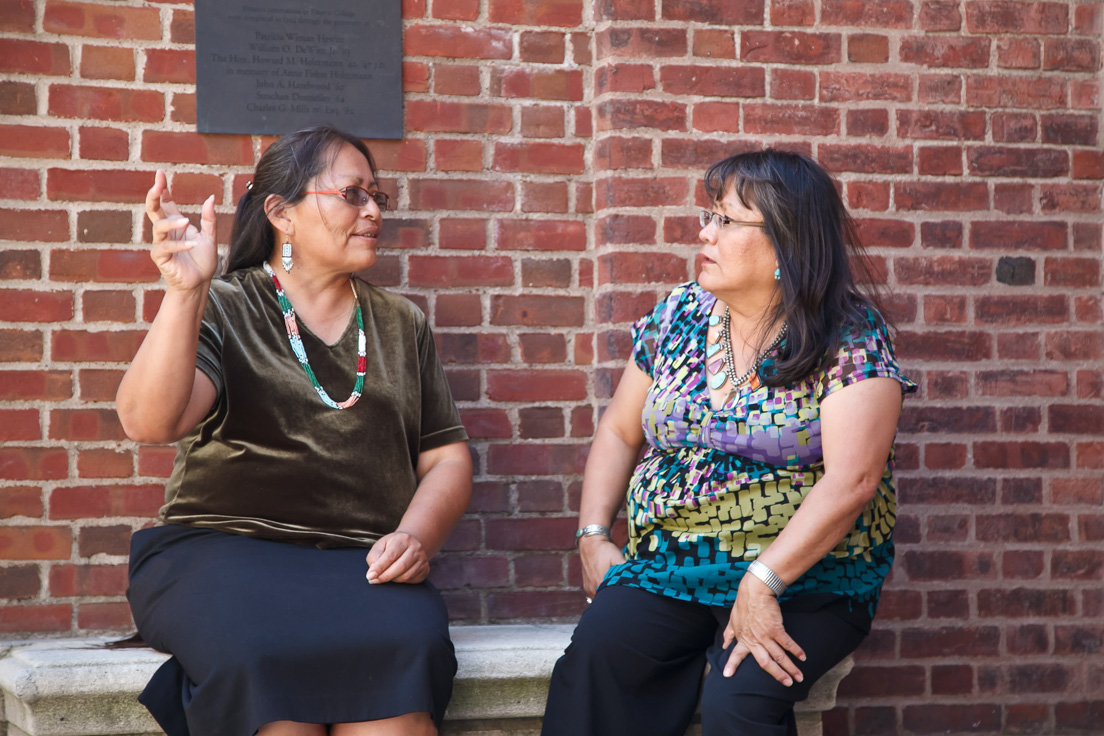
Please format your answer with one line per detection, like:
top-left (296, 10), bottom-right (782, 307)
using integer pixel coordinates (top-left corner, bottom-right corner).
top-left (159, 266), bottom-right (468, 548)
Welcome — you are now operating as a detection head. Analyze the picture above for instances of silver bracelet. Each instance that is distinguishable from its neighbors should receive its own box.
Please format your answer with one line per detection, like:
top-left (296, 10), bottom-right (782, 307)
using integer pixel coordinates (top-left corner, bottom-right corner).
top-left (747, 560), bottom-right (787, 597)
top-left (574, 524), bottom-right (611, 549)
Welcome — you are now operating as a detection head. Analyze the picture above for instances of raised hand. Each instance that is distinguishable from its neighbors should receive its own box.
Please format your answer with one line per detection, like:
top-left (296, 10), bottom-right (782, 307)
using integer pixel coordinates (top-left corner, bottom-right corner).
top-left (145, 170), bottom-right (218, 292)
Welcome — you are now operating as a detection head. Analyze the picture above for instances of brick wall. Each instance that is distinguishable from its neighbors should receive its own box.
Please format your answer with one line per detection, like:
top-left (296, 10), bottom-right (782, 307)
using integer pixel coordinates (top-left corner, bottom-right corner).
top-left (1, 0), bottom-right (1101, 732)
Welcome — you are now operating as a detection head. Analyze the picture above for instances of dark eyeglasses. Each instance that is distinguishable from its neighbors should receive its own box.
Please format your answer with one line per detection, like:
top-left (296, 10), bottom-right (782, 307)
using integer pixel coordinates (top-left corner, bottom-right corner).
top-left (699, 210), bottom-right (765, 231)
top-left (304, 186), bottom-right (389, 210)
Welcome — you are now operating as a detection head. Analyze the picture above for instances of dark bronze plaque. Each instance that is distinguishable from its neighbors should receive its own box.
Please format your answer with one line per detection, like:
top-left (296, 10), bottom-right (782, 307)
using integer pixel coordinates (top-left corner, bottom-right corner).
top-left (195, 0), bottom-right (402, 138)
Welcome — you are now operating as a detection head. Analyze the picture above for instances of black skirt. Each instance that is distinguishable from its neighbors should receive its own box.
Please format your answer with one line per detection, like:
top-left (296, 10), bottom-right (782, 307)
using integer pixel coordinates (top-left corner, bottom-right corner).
top-left (127, 525), bottom-right (456, 736)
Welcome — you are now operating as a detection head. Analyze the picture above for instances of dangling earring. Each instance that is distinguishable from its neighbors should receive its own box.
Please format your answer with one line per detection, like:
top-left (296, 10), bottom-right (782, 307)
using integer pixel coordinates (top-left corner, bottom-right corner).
top-left (281, 240), bottom-right (293, 273)
top-left (774, 267), bottom-right (781, 281)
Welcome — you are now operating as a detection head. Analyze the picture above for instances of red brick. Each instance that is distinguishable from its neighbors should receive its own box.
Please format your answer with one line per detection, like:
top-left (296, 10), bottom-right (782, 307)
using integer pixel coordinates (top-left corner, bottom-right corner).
top-left (0, 565), bottom-right (40, 599)
top-left (966, 76), bottom-right (1066, 109)
top-left (408, 256), bottom-right (514, 288)
top-left (44, 1), bottom-right (161, 38)
top-left (660, 65), bottom-right (764, 97)
top-left (896, 330), bottom-right (992, 361)
top-left (768, 68), bottom-right (815, 100)
top-left (693, 29), bottom-right (736, 58)
top-left (1041, 113), bottom-right (1099, 146)
top-left (0, 409), bottom-right (39, 441)
top-left (847, 33), bottom-right (888, 63)
top-left (488, 0), bottom-right (582, 26)
top-left (434, 140), bottom-right (483, 172)
top-left (0, 328), bottom-right (43, 362)
top-left (362, 140), bottom-right (426, 173)
top-left (595, 177), bottom-right (689, 209)
top-left (50, 249), bottom-right (160, 283)
top-left (895, 182), bottom-right (988, 211)
top-left (0, 39), bottom-right (70, 75)
top-left (77, 449), bottom-right (133, 479)
top-left (520, 31), bottom-right (565, 63)
top-left (141, 49), bottom-right (195, 84)
top-left (77, 601), bottom-right (132, 631)
top-left (0, 486), bottom-right (44, 519)
top-left (901, 626), bottom-right (1000, 657)
top-left (140, 131), bottom-right (252, 166)
top-left (596, 214), bottom-right (656, 246)
top-left (49, 484), bottom-right (163, 520)
top-left (170, 8), bottom-right (193, 43)
top-left (918, 73), bottom-right (963, 103)
top-left (49, 84), bottom-right (163, 123)
top-left (839, 665), bottom-right (926, 697)
top-left (596, 27), bottom-right (687, 60)
top-left (977, 513), bottom-right (1072, 542)
top-left (406, 101), bottom-right (512, 134)
top-left (690, 101), bottom-right (742, 133)
top-left (402, 62), bottom-right (428, 93)
top-left (0, 289), bottom-right (75, 322)
top-left (169, 91), bottom-right (195, 124)
top-left (598, 251), bottom-right (687, 285)
top-left (900, 406), bottom-right (996, 433)
top-left (661, 0), bottom-right (763, 23)
top-left (744, 103), bottom-right (838, 135)
top-left (991, 112), bottom-right (1038, 143)
top-left (574, 105), bottom-right (592, 137)
top-left (47, 169), bottom-right (154, 203)
top-left (596, 99), bottom-right (687, 132)
top-left (519, 182), bottom-right (569, 215)
top-left (49, 564), bottom-right (127, 597)
top-left (519, 334), bottom-right (568, 364)
top-left (846, 182), bottom-right (889, 212)
top-left (521, 258), bottom-right (572, 287)
top-left (997, 37), bottom-right (1041, 69)
top-left (408, 179), bottom-right (513, 211)
top-left (0, 124), bottom-right (71, 159)
top-left (439, 219), bottom-right (486, 250)
top-left (900, 36), bottom-right (991, 68)
top-left (520, 106), bottom-right (565, 139)
top-left (495, 68), bottom-right (584, 101)
top-left (0, 80), bottom-right (37, 117)
top-left (741, 31), bottom-right (841, 65)
top-left (460, 409), bottom-right (512, 439)
top-left (405, 25), bottom-right (512, 59)
top-left (496, 220), bottom-right (586, 251)
top-left (49, 408), bottom-right (125, 441)
top-left (1046, 256), bottom-right (1101, 287)
top-left (968, 146), bottom-right (1068, 178)
top-left (897, 109), bottom-right (986, 140)
top-left (51, 329), bottom-right (146, 362)
top-left (0, 168), bottom-right (38, 200)
top-left (976, 295), bottom-right (1067, 324)
top-left (491, 295), bottom-right (585, 327)
top-left (487, 591), bottom-right (584, 619)
top-left (431, 0), bottom-right (478, 19)
top-left (965, 2), bottom-right (1069, 34)
top-left (493, 142), bottom-right (585, 175)
top-left (1042, 184), bottom-right (1102, 214)
top-left (137, 446), bottom-right (175, 478)
top-left (821, 0), bottom-right (913, 27)
top-left (920, 1), bottom-right (962, 30)
top-left (846, 109), bottom-right (888, 137)
top-left (975, 441), bottom-right (1069, 469)
top-left (0, 604), bottom-right (71, 633)
top-left (970, 221), bottom-right (1066, 250)
top-left (820, 144), bottom-right (912, 174)
top-left (0, 525), bottom-right (72, 560)
top-left (79, 45), bottom-right (134, 81)
top-left (78, 127), bottom-right (129, 161)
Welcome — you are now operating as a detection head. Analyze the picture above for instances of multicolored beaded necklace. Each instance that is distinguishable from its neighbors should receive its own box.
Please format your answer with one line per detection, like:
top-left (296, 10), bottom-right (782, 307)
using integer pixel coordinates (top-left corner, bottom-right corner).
top-left (262, 261), bottom-right (366, 410)
top-left (706, 306), bottom-right (787, 392)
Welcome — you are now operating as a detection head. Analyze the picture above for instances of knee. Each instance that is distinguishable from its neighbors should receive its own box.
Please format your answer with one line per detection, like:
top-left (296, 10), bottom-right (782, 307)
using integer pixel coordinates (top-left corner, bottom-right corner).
top-left (700, 687), bottom-right (793, 733)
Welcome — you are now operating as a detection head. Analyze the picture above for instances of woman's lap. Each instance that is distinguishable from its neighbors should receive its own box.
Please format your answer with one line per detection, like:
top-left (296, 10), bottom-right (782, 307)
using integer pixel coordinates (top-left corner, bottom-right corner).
top-left (541, 584), bottom-right (865, 736)
top-left (128, 525), bottom-right (456, 736)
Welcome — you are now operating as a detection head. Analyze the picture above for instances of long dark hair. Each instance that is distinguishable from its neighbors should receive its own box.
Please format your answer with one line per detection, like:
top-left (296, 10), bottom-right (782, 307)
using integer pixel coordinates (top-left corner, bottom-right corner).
top-left (226, 126), bottom-right (376, 273)
top-left (703, 149), bottom-right (885, 387)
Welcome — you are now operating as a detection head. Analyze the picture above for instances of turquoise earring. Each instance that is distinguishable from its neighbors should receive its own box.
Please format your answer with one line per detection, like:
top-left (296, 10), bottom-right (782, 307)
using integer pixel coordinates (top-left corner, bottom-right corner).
top-left (774, 267), bottom-right (780, 281)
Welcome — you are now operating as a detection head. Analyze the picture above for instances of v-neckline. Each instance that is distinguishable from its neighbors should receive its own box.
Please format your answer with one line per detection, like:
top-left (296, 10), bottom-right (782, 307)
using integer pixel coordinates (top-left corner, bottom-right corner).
top-left (264, 269), bottom-right (360, 350)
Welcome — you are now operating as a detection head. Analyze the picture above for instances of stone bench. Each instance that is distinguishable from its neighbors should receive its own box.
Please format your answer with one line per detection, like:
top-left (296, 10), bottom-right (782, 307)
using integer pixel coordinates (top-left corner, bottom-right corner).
top-left (0, 626), bottom-right (851, 736)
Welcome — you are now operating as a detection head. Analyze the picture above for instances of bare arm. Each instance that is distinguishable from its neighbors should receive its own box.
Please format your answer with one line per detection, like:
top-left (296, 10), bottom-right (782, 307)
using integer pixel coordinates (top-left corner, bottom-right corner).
top-left (722, 377), bottom-right (904, 684)
top-left (578, 359), bottom-right (652, 598)
top-left (366, 440), bottom-right (473, 584)
top-left (116, 172), bottom-right (219, 443)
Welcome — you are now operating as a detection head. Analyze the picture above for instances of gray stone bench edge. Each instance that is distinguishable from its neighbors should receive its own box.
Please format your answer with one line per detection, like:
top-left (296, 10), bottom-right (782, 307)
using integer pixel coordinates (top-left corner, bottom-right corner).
top-left (0, 626), bottom-right (851, 736)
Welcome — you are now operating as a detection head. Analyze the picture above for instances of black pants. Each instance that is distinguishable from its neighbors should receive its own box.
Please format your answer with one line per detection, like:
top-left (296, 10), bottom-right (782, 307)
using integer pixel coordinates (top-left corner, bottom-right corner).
top-left (541, 585), bottom-right (866, 736)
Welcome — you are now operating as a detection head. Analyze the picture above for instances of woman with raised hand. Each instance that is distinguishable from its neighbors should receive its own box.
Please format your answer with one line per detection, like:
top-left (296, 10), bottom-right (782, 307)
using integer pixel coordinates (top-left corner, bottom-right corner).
top-left (118, 126), bottom-right (471, 736)
top-left (541, 150), bottom-right (915, 736)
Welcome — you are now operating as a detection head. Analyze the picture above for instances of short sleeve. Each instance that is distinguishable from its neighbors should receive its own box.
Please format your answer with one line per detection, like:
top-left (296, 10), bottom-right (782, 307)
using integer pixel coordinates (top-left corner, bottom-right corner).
top-left (630, 284), bottom-right (692, 379)
top-left (818, 311), bottom-right (917, 401)
top-left (416, 319), bottom-right (468, 453)
top-left (194, 290), bottom-right (226, 398)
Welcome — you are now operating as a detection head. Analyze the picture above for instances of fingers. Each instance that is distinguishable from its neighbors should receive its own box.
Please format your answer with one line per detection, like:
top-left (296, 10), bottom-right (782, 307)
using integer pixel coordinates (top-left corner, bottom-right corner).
top-left (723, 641), bottom-right (749, 678)
top-left (366, 533), bottom-right (429, 584)
top-left (144, 171), bottom-right (167, 224)
top-left (199, 195), bottom-right (217, 243)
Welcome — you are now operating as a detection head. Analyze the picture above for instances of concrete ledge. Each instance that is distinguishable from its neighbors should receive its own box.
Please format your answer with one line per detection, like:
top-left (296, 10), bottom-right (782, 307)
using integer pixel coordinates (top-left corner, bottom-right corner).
top-left (0, 626), bottom-right (851, 736)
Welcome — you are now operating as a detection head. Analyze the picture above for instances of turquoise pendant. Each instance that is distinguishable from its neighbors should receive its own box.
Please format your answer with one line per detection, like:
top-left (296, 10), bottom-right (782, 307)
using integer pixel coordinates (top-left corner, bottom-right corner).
top-left (708, 315), bottom-right (720, 326)
top-left (706, 342), bottom-right (722, 358)
top-left (709, 371), bottom-right (728, 390)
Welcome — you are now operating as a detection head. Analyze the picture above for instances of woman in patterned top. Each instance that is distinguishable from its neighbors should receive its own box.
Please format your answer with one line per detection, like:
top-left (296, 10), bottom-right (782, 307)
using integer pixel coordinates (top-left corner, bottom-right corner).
top-left (542, 150), bottom-right (915, 736)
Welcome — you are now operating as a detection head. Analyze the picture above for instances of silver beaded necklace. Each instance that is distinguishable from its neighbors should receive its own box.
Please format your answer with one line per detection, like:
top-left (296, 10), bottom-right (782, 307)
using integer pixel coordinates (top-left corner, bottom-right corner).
top-left (707, 306), bottom-right (787, 391)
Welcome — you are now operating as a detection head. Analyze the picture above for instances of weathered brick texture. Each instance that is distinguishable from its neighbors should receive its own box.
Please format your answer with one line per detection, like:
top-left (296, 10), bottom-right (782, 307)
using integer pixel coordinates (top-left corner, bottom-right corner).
top-left (0, 0), bottom-right (1100, 732)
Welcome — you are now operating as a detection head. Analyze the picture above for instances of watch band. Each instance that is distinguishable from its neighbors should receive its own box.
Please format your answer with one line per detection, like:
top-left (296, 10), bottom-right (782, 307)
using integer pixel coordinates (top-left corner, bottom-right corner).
top-left (575, 524), bottom-right (611, 548)
top-left (747, 560), bottom-right (787, 597)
